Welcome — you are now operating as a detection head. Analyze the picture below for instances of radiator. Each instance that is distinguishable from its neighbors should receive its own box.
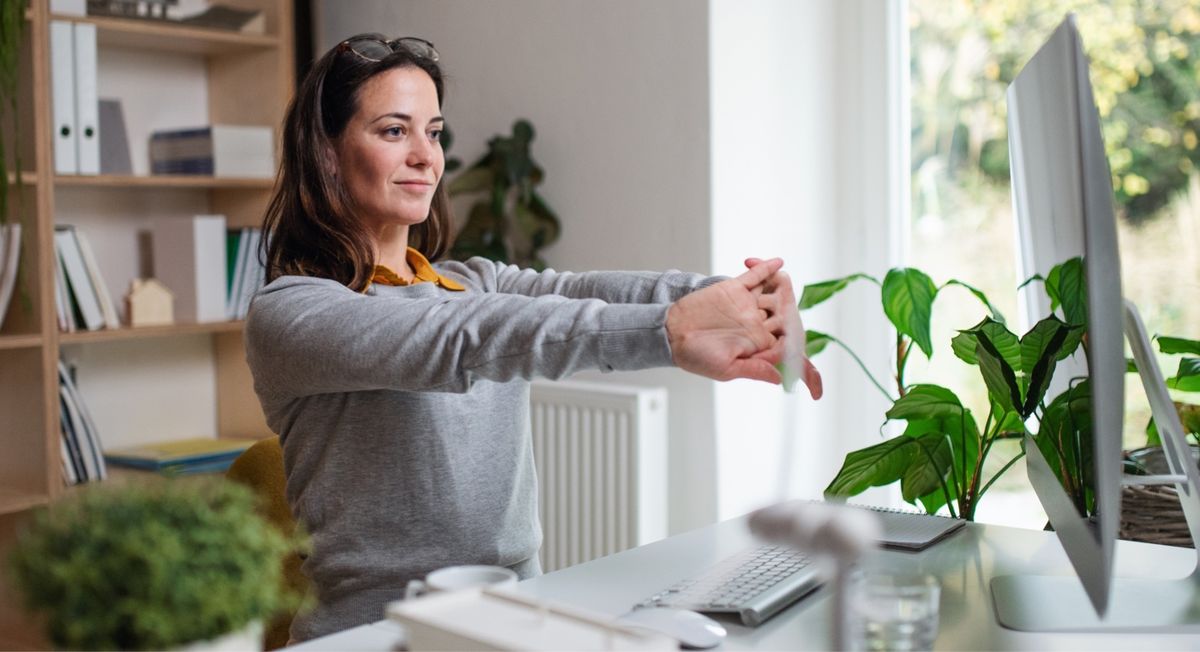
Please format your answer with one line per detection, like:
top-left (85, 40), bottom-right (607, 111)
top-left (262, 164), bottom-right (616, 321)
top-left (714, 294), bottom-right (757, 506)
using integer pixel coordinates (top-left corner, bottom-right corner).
top-left (529, 379), bottom-right (668, 572)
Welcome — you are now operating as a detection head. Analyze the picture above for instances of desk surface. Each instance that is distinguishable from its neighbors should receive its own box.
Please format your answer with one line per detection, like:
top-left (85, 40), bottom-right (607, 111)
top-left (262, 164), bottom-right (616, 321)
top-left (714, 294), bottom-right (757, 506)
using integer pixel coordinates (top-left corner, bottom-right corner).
top-left (290, 516), bottom-right (1200, 651)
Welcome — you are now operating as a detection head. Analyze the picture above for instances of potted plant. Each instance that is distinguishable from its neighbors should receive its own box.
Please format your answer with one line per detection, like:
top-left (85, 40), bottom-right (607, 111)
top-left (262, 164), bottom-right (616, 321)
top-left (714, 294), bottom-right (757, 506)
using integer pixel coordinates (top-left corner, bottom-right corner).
top-left (447, 119), bottom-right (561, 270)
top-left (807, 258), bottom-right (1088, 520)
top-left (7, 476), bottom-right (305, 650)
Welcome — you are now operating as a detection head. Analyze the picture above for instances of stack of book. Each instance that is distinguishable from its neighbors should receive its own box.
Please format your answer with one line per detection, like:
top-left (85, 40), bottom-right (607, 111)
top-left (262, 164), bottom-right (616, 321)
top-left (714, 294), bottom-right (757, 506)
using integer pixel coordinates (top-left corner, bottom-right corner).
top-left (149, 124), bottom-right (275, 178)
top-left (53, 225), bottom-right (120, 332)
top-left (59, 360), bottom-right (106, 485)
top-left (226, 227), bottom-right (266, 319)
top-left (104, 437), bottom-right (254, 475)
top-left (0, 224), bottom-right (20, 328)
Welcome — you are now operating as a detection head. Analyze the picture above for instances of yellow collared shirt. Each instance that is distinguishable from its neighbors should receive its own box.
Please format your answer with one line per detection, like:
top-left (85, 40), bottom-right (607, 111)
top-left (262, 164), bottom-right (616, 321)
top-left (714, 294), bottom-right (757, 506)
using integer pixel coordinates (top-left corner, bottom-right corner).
top-left (368, 248), bottom-right (465, 291)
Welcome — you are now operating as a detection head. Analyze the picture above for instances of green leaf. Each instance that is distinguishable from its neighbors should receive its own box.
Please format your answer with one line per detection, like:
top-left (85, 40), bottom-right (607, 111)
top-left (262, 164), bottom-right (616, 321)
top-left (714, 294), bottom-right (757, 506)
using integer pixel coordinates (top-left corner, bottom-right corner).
top-left (1127, 358), bottom-right (1139, 373)
top-left (1037, 381), bottom-right (1094, 510)
top-left (798, 273), bottom-right (877, 310)
top-left (1017, 273), bottom-right (1044, 291)
top-left (1046, 257), bottom-right (1087, 327)
top-left (1157, 337), bottom-right (1200, 356)
top-left (992, 403), bottom-right (1027, 436)
top-left (882, 268), bottom-right (938, 358)
top-left (903, 411), bottom-right (981, 500)
top-left (825, 437), bottom-right (919, 497)
top-left (953, 318), bottom-right (1020, 368)
top-left (901, 433), bottom-right (954, 503)
top-left (917, 485), bottom-right (952, 515)
top-left (447, 161), bottom-right (495, 195)
top-left (886, 384), bottom-right (964, 420)
top-left (1146, 415), bottom-right (1161, 446)
top-left (1019, 316), bottom-right (1075, 417)
top-left (1167, 358), bottom-right (1200, 392)
top-left (805, 330), bottom-right (832, 357)
top-left (975, 334), bottom-right (1022, 415)
top-left (941, 279), bottom-right (1006, 324)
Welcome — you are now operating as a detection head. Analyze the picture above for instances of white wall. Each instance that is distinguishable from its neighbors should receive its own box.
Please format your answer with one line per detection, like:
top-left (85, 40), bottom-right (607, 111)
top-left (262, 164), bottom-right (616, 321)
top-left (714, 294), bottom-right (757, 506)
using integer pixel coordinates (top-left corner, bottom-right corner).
top-left (319, 0), bottom-right (906, 531)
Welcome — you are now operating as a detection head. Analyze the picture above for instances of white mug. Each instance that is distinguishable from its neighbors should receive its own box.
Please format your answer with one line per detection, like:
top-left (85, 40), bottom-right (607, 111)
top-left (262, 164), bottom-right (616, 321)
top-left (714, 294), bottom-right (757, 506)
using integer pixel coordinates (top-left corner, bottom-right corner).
top-left (404, 564), bottom-right (518, 600)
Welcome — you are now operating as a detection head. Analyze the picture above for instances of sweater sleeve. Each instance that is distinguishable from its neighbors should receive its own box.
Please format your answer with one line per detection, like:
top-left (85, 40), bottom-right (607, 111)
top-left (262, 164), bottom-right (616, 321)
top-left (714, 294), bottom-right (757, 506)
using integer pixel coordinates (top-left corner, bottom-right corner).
top-left (244, 276), bottom-right (675, 402)
top-left (437, 257), bottom-right (724, 305)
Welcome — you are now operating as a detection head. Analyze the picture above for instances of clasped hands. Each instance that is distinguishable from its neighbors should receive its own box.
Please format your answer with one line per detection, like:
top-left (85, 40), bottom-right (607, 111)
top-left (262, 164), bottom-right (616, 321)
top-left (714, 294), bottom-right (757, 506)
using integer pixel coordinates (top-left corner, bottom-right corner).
top-left (665, 258), bottom-right (823, 399)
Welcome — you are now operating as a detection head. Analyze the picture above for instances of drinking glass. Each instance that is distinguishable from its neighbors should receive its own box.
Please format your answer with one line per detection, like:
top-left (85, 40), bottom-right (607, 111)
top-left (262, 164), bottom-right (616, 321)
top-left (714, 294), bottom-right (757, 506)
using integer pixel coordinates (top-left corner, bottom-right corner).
top-left (851, 572), bottom-right (941, 651)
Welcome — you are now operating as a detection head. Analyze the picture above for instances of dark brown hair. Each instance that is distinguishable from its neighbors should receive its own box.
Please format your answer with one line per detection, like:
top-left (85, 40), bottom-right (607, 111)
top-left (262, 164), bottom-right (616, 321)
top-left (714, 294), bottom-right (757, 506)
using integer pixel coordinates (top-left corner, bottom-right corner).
top-left (261, 34), bottom-right (454, 291)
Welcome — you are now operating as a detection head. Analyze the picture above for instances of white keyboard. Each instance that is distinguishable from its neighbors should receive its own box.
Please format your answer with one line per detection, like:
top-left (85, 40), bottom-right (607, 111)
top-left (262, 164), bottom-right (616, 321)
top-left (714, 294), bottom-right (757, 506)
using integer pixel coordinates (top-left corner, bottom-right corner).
top-left (635, 544), bottom-right (822, 626)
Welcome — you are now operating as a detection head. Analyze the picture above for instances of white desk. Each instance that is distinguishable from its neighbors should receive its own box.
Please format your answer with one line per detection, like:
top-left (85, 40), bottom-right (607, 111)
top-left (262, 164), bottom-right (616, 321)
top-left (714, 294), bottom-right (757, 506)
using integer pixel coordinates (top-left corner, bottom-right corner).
top-left (290, 516), bottom-right (1200, 650)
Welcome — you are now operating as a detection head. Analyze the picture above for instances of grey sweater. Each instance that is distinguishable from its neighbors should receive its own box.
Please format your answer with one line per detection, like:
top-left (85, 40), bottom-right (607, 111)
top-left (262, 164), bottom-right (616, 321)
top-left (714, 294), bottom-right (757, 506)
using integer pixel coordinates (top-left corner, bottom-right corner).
top-left (244, 256), bottom-right (715, 641)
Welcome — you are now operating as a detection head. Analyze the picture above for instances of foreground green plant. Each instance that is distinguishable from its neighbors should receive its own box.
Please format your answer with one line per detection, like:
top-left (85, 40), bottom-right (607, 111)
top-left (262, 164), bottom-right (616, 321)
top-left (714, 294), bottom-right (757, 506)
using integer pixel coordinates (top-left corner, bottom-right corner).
top-left (811, 260), bottom-right (1087, 520)
top-left (8, 477), bottom-right (306, 650)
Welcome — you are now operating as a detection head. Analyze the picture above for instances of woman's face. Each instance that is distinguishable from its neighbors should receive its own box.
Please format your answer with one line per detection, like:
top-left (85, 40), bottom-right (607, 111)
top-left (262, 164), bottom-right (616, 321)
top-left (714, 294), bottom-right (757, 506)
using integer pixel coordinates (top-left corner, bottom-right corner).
top-left (333, 66), bottom-right (445, 234)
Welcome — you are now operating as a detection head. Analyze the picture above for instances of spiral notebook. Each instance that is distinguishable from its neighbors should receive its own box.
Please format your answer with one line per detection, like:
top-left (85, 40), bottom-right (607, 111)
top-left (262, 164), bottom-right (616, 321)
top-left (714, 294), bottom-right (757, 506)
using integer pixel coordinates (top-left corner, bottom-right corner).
top-left (853, 504), bottom-right (967, 551)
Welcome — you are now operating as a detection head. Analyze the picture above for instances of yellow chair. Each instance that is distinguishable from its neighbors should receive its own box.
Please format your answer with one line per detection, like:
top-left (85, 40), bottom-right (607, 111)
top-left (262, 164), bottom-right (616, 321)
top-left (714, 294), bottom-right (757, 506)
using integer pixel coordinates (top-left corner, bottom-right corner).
top-left (226, 436), bottom-right (308, 651)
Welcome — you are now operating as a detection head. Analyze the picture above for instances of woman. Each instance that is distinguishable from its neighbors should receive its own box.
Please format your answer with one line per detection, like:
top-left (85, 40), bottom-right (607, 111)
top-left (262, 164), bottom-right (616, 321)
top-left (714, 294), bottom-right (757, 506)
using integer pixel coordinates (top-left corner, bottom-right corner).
top-left (245, 34), bottom-right (820, 641)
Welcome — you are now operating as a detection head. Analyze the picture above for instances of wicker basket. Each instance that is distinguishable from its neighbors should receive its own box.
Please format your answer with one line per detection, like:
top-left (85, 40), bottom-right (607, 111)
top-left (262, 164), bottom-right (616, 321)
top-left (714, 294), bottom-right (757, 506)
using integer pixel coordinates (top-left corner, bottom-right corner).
top-left (1120, 483), bottom-right (1194, 547)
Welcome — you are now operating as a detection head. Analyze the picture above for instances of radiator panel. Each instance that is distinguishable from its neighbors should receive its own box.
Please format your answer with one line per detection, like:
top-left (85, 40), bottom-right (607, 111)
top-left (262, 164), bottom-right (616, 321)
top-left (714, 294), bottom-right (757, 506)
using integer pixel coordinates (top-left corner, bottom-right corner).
top-left (529, 380), bottom-right (667, 572)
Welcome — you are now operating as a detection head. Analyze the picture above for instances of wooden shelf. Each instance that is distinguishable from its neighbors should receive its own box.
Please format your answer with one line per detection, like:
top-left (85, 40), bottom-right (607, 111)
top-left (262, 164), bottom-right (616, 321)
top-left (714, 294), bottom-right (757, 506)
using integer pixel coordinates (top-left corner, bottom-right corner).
top-left (55, 174), bottom-right (274, 190)
top-left (51, 13), bottom-right (279, 56)
top-left (60, 321), bottom-right (244, 344)
top-left (0, 334), bottom-right (42, 350)
top-left (0, 487), bottom-right (50, 516)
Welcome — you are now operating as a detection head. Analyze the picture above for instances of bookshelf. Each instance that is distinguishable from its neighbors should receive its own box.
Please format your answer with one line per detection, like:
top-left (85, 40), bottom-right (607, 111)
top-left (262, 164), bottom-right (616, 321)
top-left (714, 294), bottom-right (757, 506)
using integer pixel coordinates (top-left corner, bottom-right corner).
top-left (0, 1), bottom-right (294, 645)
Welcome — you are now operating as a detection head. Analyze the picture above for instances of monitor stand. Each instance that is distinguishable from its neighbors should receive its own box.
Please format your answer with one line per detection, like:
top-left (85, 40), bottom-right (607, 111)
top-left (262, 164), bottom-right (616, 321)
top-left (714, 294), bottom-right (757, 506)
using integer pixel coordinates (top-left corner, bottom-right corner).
top-left (991, 300), bottom-right (1200, 632)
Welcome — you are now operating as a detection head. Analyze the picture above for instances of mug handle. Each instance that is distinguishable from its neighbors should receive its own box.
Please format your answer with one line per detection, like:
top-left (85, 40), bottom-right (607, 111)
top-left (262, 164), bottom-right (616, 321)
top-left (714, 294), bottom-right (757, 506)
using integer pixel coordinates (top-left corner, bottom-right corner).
top-left (405, 579), bottom-right (427, 600)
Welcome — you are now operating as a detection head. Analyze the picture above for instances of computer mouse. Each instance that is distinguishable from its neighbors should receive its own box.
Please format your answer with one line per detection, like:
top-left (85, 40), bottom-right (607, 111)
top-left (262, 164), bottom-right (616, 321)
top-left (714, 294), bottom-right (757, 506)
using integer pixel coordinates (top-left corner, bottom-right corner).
top-left (618, 607), bottom-right (727, 649)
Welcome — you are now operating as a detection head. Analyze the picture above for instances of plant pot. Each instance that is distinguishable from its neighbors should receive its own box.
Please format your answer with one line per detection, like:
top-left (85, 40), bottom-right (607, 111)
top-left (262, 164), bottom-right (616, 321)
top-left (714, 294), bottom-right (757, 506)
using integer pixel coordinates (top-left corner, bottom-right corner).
top-left (1120, 446), bottom-right (1200, 548)
top-left (177, 620), bottom-right (263, 652)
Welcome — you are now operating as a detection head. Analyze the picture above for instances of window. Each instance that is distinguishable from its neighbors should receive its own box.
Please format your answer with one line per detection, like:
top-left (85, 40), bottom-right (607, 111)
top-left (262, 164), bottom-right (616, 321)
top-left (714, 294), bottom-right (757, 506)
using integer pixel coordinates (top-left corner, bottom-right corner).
top-left (908, 0), bottom-right (1200, 527)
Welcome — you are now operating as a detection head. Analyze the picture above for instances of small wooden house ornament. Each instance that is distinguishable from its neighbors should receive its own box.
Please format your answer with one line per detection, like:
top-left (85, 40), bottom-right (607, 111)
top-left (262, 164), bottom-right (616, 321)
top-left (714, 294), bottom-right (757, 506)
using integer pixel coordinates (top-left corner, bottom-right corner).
top-left (125, 278), bottom-right (174, 327)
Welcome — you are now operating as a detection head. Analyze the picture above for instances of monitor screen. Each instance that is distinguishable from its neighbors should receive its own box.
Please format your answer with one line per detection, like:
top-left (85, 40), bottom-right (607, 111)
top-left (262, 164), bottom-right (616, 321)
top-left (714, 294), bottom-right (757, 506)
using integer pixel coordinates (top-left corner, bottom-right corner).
top-left (1007, 12), bottom-right (1124, 617)
top-left (995, 14), bottom-right (1200, 632)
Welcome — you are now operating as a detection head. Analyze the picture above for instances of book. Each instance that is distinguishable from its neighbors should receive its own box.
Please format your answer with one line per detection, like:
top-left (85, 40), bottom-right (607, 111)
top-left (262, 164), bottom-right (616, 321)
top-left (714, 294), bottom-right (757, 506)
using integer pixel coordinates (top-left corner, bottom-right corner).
top-left (55, 226), bottom-right (105, 331)
top-left (104, 437), bottom-right (253, 472)
top-left (152, 214), bottom-right (228, 323)
top-left (52, 235), bottom-right (73, 331)
top-left (58, 393), bottom-right (85, 484)
top-left (0, 223), bottom-right (20, 327)
top-left (234, 229), bottom-right (262, 319)
top-left (149, 125), bottom-right (274, 178)
top-left (73, 229), bottom-right (120, 329)
top-left (58, 360), bottom-right (106, 481)
top-left (226, 228), bottom-right (249, 319)
top-left (98, 98), bottom-right (132, 175)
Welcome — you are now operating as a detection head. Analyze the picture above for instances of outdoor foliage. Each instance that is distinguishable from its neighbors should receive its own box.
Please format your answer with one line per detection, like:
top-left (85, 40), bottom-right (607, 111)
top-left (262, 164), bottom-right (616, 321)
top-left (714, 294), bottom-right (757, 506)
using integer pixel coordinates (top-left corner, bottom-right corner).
top-left (913, 0), bottom-right (1200, 223)
top-left (7, 477), bottom-right (306, 650)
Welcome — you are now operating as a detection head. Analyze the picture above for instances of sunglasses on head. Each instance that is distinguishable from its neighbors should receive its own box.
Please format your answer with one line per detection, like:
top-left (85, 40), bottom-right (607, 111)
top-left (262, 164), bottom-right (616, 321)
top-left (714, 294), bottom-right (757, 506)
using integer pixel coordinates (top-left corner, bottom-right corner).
top-left (337, 36), bottom-right (440, 63)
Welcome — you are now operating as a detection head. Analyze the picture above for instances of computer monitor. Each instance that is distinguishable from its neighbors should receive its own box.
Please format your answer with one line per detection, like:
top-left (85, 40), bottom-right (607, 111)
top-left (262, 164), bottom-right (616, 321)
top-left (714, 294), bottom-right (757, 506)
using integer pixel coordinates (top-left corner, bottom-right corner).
top-left (990, 13), bottom-right (1200, 632)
